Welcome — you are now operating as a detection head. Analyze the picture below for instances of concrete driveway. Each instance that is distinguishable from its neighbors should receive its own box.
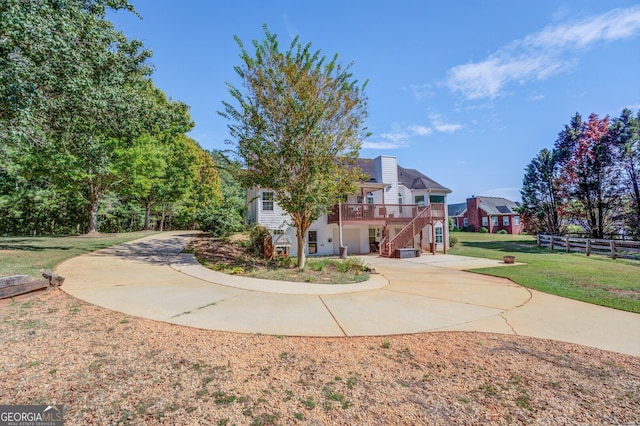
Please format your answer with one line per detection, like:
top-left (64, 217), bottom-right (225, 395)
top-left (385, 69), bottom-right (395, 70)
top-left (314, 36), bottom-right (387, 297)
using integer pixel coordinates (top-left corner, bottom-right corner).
top-left (56, 231), bottom-right (640, 357)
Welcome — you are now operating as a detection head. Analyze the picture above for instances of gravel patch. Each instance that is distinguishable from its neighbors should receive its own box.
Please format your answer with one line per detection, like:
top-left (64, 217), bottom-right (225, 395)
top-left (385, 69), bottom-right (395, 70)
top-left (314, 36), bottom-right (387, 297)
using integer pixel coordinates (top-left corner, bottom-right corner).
top-left (1, 289), bottom-right (639, 425)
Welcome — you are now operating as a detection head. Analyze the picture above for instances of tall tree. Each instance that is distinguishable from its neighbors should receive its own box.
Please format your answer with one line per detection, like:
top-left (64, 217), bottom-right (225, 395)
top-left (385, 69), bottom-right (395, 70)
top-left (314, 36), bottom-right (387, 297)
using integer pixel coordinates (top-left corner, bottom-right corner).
top-left (120, 135), bottom-right (169, 230)
top-left (0, 0), bottom-right (144, 151)
top-left (221, 25), bottom-right (369, 268)
top-left (610, 109), bottom-right (640, 238)
top-left (520, 148), bottom-right (563, 234)
top-left (555, 113), bottom-right (619, 238)
top-left (1, 0), bottom-right (158, 233)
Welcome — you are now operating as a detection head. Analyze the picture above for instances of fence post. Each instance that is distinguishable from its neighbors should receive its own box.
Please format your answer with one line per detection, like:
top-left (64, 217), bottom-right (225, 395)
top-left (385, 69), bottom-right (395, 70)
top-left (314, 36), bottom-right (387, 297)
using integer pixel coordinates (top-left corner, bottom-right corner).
top-left (566, 236), bottom-right (570, 252)
top-left (586, 239), bottom-right (591, 256)
top-left (550, 235), bottom-right (554, 250)
top-left (537, 234), bottom-right (540, 247)
top-left (610, 240), bottom-right (616, 259)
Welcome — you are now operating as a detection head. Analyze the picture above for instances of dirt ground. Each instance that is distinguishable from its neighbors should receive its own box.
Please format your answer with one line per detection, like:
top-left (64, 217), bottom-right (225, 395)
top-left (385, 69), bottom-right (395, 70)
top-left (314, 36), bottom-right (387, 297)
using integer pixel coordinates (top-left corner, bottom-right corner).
top-left (1, 288), bottom-right (639, 425)
top-left (189, 235), bottom-right (370, 284)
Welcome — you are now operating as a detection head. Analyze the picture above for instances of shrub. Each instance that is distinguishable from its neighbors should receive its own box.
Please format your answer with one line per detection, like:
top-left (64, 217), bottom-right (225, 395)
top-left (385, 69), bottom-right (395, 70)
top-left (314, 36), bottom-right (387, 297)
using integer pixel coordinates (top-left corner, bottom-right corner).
top-left (496, 229), bottom-right (508, 234)
top-left (463, 225), bottom-right (475, 232)
top-left (449, 236), bottom-right (458, 247)
top-left (479, 227), bottom-right (488, 233)
top-left (565, 224), bottom-right (585, 236)
top-left (336, 257), bottom-right (368, 273)
top-left (307, 258), bottom-right (330, 272)
top-left (196, 203), bottom-right (243, 238)
top-left (248, 225), bottom-right (271, 256)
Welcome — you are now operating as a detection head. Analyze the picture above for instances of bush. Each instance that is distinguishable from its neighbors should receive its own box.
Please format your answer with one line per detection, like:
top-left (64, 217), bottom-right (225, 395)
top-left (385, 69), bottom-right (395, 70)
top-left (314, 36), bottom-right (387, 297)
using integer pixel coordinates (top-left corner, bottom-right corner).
top-left (449, 236), bottom-right (458, 247)
top-left (336, 257), bottom-right (368, 273)
top-left (496, 229), bottom-right (508, 234)
top-left (196, 203), bottom-right (243, 238)
top-left (565, 224), bottom-right (585, 236)
top-left (462, 225), bottom-right (475, 232)
top-left (248, 225), bottom-right (271, 256)
top-left (479, 227), bottom-right (488, 233)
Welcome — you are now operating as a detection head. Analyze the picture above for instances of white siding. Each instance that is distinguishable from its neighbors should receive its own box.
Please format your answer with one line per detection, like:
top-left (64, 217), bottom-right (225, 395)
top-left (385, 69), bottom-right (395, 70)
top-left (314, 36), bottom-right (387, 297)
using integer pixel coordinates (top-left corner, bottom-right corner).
top-left (246, 155), bottom-right (450, 255)
top-left (375, 156), bottom-right (399, 204)
top-left (255, 190), bottom-right (290, 230)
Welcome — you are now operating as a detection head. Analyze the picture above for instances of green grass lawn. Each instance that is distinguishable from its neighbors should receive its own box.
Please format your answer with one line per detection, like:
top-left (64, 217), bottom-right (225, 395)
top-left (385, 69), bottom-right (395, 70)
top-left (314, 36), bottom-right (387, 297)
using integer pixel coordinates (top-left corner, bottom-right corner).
top-left (0, 231), bottom-right (159, 278)
top-left (448, 232), bottom-right (640, 313)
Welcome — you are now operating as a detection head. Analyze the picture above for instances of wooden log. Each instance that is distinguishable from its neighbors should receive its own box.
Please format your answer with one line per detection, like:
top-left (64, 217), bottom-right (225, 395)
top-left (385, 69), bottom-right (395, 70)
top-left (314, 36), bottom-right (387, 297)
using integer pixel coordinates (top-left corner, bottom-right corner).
top-left (0, 279), bottom-right (49, 299)
top-left (42, 271), bottom-right (65, 286)
top-left (0, 275), bottom-right (29, 288)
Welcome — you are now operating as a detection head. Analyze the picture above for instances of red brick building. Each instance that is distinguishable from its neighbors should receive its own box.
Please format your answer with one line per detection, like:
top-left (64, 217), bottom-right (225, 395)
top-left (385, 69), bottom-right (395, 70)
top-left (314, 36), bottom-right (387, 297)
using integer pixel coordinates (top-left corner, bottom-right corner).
top-left (449, 196), bottom-right (523, 234)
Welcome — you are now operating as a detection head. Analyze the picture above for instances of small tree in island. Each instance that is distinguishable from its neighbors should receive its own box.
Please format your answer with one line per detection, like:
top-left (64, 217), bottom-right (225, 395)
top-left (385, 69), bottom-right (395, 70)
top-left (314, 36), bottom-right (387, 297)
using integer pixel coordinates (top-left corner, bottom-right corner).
top-left (221, 25), bottom-right (369, 269)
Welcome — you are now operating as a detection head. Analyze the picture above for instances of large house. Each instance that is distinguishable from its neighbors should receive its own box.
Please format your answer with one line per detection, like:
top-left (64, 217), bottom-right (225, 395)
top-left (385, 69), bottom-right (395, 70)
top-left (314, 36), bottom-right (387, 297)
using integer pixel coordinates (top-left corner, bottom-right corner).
top-left (246, 155), bottom-right (451, 257)
top-left (449, 196), bottom-right (523, 234)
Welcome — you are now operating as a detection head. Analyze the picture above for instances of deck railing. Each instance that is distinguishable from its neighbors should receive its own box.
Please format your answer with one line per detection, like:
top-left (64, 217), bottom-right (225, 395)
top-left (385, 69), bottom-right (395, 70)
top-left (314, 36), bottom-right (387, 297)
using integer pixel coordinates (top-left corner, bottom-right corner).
top-left (327, 203), bottom-right (421, 224)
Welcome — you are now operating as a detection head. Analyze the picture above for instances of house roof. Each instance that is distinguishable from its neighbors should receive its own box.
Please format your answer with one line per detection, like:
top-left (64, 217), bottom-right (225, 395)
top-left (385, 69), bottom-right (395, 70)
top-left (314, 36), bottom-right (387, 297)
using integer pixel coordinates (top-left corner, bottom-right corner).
top-left (476, 196), bottom-right (521, 216)
top-left (354, 158), bottom-right (451, 193)
top-left (447, 202), bottom-right (467, 217)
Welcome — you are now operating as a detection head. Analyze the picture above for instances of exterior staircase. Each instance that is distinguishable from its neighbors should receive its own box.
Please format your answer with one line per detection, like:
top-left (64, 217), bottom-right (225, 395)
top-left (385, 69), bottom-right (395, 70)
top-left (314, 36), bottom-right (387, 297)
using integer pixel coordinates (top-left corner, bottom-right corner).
top-left (379, 204), bottom-right (439, 257)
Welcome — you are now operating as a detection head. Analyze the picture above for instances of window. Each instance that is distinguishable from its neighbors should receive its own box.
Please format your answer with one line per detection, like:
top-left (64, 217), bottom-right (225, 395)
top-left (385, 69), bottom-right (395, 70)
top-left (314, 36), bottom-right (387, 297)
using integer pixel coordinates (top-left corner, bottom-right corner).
top-left (414, 195), bottom-right (425, 207)
top-left (262, 192), bottom-right (274, 211)
top-left (308, 230), bottom-right (318, 254)
top-left (398, 193), bottom-right (403, 213)
top-left (491, 216), bottom-right (498, 226)
top-left (429, 195), bottom-right (445, 204)
top-left (367, 192), bottom-right (374, 204)
top-left (272, 229), bottom-right (284, 235)
top-left (514, 216), bottom-right (521, 225)
top-left (503, 216), bottom-right (510, 226)
top-left (356, 195), bottom-right (363, 204)
top-left (435, 227), bottom-right (443, 244)
top-left (463, 218), bottom-right (469, 227)
top-left (482, 217), bottom-right (488, 227)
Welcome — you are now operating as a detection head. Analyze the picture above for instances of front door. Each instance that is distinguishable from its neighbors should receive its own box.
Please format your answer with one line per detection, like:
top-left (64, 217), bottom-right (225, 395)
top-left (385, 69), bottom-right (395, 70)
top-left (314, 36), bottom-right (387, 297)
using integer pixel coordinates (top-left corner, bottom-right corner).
top-left (308, 230), bottom-right (318, 255)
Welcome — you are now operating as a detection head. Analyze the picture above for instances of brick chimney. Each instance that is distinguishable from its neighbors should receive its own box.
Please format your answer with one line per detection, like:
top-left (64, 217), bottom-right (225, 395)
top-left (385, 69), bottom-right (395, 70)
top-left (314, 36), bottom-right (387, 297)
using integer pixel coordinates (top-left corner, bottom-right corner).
top-left (467, 196), bottom-right (482, 230)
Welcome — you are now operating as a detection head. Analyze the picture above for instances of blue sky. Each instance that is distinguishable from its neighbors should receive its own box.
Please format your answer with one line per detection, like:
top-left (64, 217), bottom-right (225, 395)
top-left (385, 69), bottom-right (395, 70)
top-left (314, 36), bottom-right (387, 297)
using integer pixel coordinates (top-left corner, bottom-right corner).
top-left (109, 1), bottom-right (640, 204)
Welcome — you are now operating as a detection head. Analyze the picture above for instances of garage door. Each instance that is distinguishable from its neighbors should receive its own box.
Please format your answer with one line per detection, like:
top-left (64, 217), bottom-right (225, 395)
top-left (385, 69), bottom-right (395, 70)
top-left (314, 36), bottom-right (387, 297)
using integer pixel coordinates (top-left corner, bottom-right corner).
top-left (343, 229), bottom-right (362, 254)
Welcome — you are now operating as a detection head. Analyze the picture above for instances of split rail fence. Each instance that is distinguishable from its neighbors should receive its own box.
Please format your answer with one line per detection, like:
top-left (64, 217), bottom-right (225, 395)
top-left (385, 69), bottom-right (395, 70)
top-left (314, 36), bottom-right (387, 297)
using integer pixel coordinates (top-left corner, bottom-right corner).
top-left (537, 234), bottom-right (640, 260)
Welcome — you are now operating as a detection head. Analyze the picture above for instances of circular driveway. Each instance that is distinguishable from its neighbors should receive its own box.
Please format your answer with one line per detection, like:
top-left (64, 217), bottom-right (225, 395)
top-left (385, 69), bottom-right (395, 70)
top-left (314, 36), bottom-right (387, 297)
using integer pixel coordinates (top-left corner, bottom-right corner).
top-left (56, 231), bottom-right (640, 357)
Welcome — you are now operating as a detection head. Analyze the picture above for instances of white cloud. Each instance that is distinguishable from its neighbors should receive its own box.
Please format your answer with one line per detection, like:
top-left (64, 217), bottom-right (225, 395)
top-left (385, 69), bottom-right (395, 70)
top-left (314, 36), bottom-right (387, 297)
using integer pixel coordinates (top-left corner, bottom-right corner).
top-left (379, 131), bottom-right (410, 143)
top-left (429, 113), bottom-right (462, 133)
top-left (446, 6), bottom-right (640, 100)
top-left (407, 125), bottom-right (432, 136)
top-left (529, 7), bottom-right (640, 49)
top-left (362, 141), bottom-right (406, 150)
top-left (365, 115), bottom-right (462, 149)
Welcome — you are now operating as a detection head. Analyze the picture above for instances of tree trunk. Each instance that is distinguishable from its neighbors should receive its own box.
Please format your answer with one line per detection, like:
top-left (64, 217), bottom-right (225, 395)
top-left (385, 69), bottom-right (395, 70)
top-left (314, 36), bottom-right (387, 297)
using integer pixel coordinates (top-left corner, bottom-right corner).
top-left (88, 199), bottom-right (99, 233)
top-left (88, 186), bottom-right (100, 233)
top-left (159, 205), bottom-right (166, 231)
top-left (144, 201), bottom-right (152, 230)
top-left (296, 229), bottom-right (307, 269)
top-left (629, 166), bottom-right (640, 235)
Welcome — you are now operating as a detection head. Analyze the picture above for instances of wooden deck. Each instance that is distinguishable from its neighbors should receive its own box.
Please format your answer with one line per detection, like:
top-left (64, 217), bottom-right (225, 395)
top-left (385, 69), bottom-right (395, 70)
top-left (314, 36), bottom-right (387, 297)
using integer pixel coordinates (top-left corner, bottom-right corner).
top-left (327, 203), bottom-right (445, 224)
